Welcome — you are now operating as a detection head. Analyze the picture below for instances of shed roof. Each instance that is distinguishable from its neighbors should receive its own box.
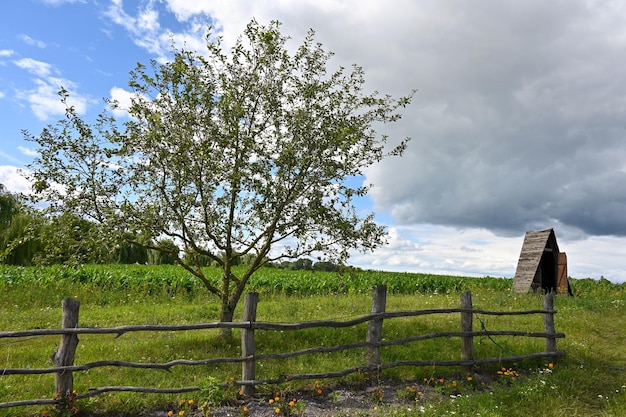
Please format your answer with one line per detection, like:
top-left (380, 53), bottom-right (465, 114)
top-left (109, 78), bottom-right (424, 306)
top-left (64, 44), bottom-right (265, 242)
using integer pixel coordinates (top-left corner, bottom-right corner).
top-left (513, 228), bottom-right (559, 293)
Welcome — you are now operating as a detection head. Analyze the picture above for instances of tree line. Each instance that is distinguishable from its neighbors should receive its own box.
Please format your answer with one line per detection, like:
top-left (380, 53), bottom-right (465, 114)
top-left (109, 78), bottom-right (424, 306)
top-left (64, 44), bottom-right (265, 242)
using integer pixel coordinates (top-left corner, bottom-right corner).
top-left (1, 184), bottom-right (341, 271)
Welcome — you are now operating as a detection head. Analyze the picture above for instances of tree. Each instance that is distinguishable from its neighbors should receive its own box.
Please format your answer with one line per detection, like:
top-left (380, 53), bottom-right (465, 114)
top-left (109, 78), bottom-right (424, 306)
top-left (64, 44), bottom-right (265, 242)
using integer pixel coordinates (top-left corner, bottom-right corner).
top-left (149, 239), bottom-right (179, 265)
top-left (0, 184), bottom-right (43, 265)
top-left (0, 184), bottom-right (19, 230)
top-left (24, 20), bottom-right (413, 337)
top-left (36, 213), bottom-right (110, 265)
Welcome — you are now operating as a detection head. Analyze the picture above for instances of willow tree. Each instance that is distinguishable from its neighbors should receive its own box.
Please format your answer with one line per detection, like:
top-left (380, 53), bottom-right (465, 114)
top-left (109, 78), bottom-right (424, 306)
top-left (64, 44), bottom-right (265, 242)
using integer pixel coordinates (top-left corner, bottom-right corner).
top-left (25, 20), bottom-right (413, 336)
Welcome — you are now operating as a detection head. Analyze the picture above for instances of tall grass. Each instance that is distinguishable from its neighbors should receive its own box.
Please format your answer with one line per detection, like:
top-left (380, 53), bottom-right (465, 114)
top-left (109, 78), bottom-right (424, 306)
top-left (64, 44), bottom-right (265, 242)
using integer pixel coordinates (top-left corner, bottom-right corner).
top-left (0, 265), bottom-right (625, 416)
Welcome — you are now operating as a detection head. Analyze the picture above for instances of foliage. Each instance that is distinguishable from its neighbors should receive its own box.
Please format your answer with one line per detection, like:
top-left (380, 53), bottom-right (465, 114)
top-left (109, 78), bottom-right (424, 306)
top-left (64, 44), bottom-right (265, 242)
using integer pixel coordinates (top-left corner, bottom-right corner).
top-left (198, 376), bottom-right (224, 416)
top-left (149, 238), bottom-right (179, 265)
top-left (267, 391), bottom-right (307, 416)
top-left (0, 183), bottom-right (19, 228)
top-left (23, 20), bottom-right (413, 331)
top-left (0, 185), bottom-right (43, 266)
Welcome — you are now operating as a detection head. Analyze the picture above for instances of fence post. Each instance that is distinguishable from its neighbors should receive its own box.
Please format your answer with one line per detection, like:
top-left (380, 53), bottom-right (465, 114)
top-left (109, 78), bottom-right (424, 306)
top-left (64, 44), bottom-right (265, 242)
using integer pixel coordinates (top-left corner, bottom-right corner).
top-left (241, 292), bottom-right (259, 396)
top-left (543, 291), bottom-right (557, 353)
top-left (52, 298), bottom-right (80, 398)
top-left (366, 285), bottom-right (387, 375)
top-left (460, 291), bottom-right (474, 363)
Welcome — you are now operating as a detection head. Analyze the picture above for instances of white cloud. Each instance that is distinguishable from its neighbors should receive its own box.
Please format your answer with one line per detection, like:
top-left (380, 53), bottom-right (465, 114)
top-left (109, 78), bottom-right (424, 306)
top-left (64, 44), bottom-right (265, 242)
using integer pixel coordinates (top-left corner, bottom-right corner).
top-left (104, 0), bottom-right (171, 60)
top-left (352, 224), bottom-right (626, 282)
top-left (0, 49), bottom-right (15, 58)
top-left (18, 34), bottom-right (47, 48)
top-left (13, 58), bottom-right (89, 120)
top-left (351, 224), bottom-right (521, 278)
top-left (15, 78), bottom-right (88, 120)
top-left (0, 91), bottom-right (5, 99)
top-left (18, 146), bottom-right (39, 157)
top-left (0, 166), bottom-right (32, 194)
top-left (14, 58), bottom-right (53, 77)
top-left (109, 86), bottom-right (136, 117)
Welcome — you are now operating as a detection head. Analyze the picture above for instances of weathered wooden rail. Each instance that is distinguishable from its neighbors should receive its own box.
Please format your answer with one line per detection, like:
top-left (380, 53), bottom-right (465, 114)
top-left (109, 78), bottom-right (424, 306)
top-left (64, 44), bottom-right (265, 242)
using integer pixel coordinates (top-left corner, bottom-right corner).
top-left (0, 287), bottom-right (565, 410)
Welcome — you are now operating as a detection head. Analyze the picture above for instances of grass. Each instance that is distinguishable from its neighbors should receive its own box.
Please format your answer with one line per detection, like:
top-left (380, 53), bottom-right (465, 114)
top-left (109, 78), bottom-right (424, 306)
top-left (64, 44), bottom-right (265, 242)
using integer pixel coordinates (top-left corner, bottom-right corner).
top-left (0, 265), bottom-right (625, 416)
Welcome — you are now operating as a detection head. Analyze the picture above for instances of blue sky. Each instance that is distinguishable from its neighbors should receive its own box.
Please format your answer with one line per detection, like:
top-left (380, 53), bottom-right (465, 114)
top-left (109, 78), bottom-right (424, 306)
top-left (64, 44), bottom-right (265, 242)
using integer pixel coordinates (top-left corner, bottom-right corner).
top-left (1, 0), bottom-right (626, 282)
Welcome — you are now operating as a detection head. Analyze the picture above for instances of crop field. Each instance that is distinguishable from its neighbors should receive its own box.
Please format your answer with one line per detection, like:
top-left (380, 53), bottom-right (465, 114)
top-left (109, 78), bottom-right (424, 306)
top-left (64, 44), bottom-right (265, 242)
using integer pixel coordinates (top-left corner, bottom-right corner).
top-left (0, 264), bottom-right (625, 416)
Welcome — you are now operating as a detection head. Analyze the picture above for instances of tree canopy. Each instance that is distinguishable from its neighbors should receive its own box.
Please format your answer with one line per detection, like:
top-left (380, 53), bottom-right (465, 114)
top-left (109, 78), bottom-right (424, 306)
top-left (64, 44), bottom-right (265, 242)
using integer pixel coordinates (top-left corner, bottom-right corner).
top-left (24, 20), bottom-right (413, 331)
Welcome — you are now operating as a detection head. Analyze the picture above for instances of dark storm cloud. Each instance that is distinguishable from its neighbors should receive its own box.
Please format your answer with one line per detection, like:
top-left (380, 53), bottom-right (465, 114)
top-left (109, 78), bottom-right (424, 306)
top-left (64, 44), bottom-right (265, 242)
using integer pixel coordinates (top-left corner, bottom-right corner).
top-left (363, 0), bottom-right (626, 237)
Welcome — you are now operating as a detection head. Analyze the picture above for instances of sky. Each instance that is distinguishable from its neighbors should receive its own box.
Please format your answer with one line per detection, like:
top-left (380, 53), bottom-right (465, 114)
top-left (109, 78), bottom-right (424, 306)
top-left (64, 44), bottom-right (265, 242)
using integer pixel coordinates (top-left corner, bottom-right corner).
top-left (1, 0), bottom-right (625, 282)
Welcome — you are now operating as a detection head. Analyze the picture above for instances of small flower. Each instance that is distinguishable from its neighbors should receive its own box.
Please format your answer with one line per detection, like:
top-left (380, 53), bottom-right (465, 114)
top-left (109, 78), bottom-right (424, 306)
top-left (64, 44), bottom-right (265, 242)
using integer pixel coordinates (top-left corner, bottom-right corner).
top-left (289, 400), bottom-right (296, 407)
top-left (167, 411), bottom-right (174, 417)
top-left (178, 411), bottom-right (185, 416)
top-left (269, 399), bottom-right (275, 404)
top-left (188, 400), bottom-right (194, 406)
top-left (467, 376), bottom-right (473, 381)
top-left (275, 407), bottom-right (281, 413)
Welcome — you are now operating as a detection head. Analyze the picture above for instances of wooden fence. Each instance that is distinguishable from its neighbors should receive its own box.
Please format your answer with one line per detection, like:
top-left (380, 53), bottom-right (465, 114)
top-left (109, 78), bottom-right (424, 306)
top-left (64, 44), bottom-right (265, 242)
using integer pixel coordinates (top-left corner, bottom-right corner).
top-left (0, 287), bottom-right (565, 410)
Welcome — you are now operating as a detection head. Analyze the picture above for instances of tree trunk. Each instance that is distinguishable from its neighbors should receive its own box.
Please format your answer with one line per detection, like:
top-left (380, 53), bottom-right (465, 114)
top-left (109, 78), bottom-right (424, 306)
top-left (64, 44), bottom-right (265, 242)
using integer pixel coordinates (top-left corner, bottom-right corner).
top-left (219, 299), bottom-right (235, 340)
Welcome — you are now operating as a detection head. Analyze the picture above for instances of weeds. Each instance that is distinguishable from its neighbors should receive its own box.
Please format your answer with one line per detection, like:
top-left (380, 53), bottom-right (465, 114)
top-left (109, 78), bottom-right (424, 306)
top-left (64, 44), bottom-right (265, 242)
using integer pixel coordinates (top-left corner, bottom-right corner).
top-left (267, 391), bottom-right (307, 416)
top-left (42, 391), bottom-right (79, 417)
top-left (167, 399), bottom-right (196, 416)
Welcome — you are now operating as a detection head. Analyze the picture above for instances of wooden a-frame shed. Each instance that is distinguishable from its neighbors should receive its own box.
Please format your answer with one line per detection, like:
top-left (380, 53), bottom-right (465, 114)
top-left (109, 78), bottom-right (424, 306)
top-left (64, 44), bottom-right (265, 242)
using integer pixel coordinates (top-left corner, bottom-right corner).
top-left (513, 228), bottom-right (572, 295)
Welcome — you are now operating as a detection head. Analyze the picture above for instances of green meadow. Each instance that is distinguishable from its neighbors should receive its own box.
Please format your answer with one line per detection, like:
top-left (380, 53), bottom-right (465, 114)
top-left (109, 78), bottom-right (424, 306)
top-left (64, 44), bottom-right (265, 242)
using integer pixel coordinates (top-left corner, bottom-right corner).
top-left (1, 265), bottom-right (625, 416)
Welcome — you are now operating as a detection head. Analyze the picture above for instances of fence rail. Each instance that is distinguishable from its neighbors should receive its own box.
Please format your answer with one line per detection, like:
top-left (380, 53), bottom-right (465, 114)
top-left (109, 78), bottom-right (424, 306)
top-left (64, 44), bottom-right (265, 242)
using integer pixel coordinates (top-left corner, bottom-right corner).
top-left (0, 287), bottom-right (565, 410)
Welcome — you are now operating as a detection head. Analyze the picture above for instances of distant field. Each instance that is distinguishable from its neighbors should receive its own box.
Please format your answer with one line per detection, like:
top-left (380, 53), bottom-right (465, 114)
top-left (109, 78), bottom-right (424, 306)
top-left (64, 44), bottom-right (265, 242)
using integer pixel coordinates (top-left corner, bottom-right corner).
top-left (0, 264), bottom-right (513, 300)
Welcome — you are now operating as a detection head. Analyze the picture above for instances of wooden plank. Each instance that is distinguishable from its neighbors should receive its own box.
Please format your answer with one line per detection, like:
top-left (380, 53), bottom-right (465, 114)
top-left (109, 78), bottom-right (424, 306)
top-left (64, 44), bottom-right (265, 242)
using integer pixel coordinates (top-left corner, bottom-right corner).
top-left (241, 292), bottom-right (259, 396)
top-left (513, 229), bottom-right (553, 293)
top-left (460, 291), bottom-right (474, 362)
top-left (557, 252), bottom-right (569, 295)
top-left (53, 298), bottom-right (80, 398)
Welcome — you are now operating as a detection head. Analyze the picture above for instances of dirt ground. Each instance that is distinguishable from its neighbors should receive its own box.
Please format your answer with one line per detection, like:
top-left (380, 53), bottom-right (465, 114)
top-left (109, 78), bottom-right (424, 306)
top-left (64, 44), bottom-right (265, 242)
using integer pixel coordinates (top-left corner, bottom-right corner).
top-left (80, 370), bottom-right (508, 416)
top-left (132, 376), bottom-right (489, 417)
top-left (139, 381), bottom-right (417, 416)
